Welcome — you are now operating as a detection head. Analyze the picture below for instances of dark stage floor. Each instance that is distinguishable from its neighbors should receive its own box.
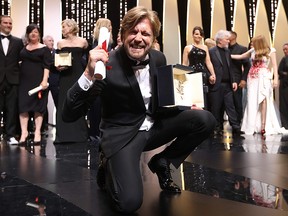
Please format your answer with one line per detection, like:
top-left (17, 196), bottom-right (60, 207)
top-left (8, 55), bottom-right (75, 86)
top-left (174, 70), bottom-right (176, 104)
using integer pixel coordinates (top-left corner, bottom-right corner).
top-left (1, 122), bottom-right (288, 216)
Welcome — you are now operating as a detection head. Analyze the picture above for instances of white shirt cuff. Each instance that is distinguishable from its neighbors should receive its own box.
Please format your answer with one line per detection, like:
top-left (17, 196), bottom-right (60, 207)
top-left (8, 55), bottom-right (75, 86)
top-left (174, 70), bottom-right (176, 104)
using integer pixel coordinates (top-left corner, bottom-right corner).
top-left (78, 74), bottom-right (94, 91)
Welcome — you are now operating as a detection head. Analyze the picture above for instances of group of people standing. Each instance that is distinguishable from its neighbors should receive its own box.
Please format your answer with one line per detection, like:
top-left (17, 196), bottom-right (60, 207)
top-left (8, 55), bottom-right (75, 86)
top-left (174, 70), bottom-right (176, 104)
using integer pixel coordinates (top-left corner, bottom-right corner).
top-left (0, 16), bottom-right (51, 145)
top-left (182, 26), bottom-right (288, 136)
top-left (1, 5), bottom-right (288, 214)
top-left (0, 15), bottom-right (120, 145)
top-left (62, 6), bottom-right (215, 213)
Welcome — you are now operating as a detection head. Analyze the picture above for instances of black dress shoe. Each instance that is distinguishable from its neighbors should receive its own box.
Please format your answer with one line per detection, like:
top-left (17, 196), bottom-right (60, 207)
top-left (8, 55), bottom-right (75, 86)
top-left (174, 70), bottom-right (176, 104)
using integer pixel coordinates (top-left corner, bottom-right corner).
top-left (97, 152), bottom-right (106, 190)
top-left (232, 128), bottom-right (245, 135)
top-left (148, 155), bottom-right (181, 193)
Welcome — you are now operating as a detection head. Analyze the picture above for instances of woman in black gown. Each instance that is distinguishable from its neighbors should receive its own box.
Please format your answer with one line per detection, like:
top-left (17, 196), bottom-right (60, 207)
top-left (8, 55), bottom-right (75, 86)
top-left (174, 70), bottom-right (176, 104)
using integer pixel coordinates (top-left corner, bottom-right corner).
top-left (54, 19), bottom-right (88, 143)
top-left (182, 26), bottom-right (216, 85)
top-left (19, 24), bottom-right (51, 144)
top-left (182, 26), bottom-right (216, 109)
top-left (278, 43), bottom-right (288, 129)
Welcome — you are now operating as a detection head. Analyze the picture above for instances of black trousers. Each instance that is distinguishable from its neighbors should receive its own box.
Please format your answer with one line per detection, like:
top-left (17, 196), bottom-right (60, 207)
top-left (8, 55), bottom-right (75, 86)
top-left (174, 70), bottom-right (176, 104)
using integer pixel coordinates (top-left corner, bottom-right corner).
top-left (208, 82), bottom-right (240, 130)
top-left (233, 86), bottom-right (244, 123)
top-left (0, 79), bottom-right (19, 138)
top-left (279, 79), bottom-right (288, 129)
top-left (104, 109), bottom-right (216, 213)
top-left (88, 97), bottom-right (101, 138)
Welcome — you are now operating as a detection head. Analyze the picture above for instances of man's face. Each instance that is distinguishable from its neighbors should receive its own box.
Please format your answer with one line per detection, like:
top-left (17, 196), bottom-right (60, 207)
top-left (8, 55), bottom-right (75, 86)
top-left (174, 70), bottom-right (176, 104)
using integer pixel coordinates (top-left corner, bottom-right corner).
top-left (43, 37), bottom-right (54, 50)
top-left (283, 45), bottom-right (288, 56)
top-left (218, 35), bottom-right (230, 48)
top-left (229, 34), bottom-right (236, 46)
top-left (0, 17), bottom-right (12, 35)
top-left (123, 18), bottom-right (154, 60)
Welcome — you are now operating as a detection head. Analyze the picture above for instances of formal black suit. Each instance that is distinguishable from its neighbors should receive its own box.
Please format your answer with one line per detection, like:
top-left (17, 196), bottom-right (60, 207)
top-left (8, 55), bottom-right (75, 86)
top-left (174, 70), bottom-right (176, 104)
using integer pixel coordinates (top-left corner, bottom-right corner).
top-left (208, 46), bottom-right (240, 131)
top-left (63, 46), bottom-right (215, 212)
top-left (48, 48), bottom-right (59, 108)
top-left (278, 56), bottom-right (288, 129)
top-left (229, 43), bottom-right (251, 122)
top-left (0, 35), bottom-right (24, 138)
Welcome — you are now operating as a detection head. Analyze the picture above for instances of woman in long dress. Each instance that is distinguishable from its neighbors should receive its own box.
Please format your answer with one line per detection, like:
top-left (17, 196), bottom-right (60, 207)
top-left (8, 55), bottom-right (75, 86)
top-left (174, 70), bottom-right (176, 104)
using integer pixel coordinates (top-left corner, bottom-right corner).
top-left (182, 26), bottom-right (216, 85)
top-left (182, 26), bottom-right (216, 110)
top-left (232, 35), bottom-right (287, 135)
top-left (18, 24), bottom-right (51, 144)
top-left (54, 19), bottom-right (88, 143)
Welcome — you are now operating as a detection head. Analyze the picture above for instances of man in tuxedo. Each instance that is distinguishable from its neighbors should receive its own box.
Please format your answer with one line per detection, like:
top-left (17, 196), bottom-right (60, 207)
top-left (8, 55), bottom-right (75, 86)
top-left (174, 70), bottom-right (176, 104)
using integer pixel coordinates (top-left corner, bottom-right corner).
top-left (208, 30), bottom-right (241, 135)
top-left (0, 15), bottom-right (24, 144)
top-left (62, 6), bottom-right (215, 213)
top-left (229, 31), bottom-right (251, 123)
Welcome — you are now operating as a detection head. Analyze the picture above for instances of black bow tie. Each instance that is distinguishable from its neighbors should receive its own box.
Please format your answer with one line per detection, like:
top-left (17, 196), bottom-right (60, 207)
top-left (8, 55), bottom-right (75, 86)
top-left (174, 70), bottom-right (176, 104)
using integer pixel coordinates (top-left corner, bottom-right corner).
top-left (130, 58), bottom-right (150, 67)
top-left (1, 35), bottom-right (11, 40)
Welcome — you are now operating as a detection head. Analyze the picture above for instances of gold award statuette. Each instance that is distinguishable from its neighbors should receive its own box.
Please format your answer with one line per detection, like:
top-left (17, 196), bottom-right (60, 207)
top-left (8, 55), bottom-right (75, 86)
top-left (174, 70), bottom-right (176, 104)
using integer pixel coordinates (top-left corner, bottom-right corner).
top-left (54, 52), bottom-right (72, 67)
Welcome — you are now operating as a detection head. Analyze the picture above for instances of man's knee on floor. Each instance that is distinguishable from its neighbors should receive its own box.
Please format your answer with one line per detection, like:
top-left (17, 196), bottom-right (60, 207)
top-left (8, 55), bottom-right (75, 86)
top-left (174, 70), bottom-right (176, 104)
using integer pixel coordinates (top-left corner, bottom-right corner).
top-left (114, 194), bottom-right (143, 214)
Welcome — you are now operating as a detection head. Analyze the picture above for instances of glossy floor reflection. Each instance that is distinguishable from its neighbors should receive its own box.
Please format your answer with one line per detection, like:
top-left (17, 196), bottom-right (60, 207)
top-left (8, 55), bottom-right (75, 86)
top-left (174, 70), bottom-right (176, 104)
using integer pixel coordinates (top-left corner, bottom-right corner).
top-left (1, 122), bottom-right (288, 216)
top-left (0, 172), bottom-right (92, 216)
top-left (183, 162), bottom-right (288, 210)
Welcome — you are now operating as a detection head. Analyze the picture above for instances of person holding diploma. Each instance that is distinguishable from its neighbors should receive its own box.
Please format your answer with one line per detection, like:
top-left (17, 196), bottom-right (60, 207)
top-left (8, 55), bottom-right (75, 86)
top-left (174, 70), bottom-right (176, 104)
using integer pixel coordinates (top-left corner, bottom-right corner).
top-left (86, 18), bottom-right (113, 142)
top-left (18, 24), bottom-right (51, 144)
top-left (62, 6), bottom-right (215, 213)
top-left (54, 18), bottom-right (88, 143)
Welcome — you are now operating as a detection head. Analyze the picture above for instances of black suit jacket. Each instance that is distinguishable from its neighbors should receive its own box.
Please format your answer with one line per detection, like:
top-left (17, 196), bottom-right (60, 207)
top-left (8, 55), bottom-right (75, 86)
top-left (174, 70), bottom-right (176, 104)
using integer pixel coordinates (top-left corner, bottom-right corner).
top-left (0, 36), bottom-right (24, 84)
top-left (63, 47), bottom-right (167, 157)
top-left (209, 46), bottom-right (235, 92)
top-left (229, 43), bottom-right (250, 83)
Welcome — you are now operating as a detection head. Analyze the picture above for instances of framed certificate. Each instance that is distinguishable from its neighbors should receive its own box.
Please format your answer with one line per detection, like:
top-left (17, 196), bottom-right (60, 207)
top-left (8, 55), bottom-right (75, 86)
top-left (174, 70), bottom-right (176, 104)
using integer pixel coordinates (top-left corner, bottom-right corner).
top-left (157, 64), bottom-right (205, 110)
top-left (54, 52), bottom-right (72, 67)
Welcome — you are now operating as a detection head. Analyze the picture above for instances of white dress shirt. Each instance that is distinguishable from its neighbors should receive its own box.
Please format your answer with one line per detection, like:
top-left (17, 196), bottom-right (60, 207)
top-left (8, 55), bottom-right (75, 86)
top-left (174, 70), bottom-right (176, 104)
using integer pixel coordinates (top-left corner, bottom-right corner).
top-left (133, 64), bottom-right (154, 131)
top-left (1, 34), bottom-right (10, 55)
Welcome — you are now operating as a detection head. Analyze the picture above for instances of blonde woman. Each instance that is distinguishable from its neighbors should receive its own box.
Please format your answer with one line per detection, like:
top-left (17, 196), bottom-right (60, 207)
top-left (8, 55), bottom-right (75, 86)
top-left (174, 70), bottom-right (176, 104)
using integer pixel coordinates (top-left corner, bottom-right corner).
top-left (232, 35), bottom-right (287, 135)
top-left (88, 18), bottom-right (113, 51)
top-left (54, 19), bottom-right (88, 143)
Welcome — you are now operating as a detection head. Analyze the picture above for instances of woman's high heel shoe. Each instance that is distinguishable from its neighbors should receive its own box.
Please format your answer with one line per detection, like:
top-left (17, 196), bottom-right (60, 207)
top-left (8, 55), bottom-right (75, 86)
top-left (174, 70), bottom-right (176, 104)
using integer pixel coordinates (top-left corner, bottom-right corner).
top-left (260, 129), bottom-right (266, 136)
top-left (33, 133), bottom-right (41, 145)
top-left (18, 136), bottom-right (28, 146)
top-left (261, 129), bottom-right (266, 140)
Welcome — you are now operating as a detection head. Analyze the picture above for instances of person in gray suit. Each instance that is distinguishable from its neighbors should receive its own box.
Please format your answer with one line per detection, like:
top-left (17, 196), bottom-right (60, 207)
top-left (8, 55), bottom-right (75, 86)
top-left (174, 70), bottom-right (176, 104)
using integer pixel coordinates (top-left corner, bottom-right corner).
top-left (0, 15), bottom-right (24, 144)
top-left (208, 30), bottom-right (241, 135)
top-left (62, 6), bottom-right (215, 213)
